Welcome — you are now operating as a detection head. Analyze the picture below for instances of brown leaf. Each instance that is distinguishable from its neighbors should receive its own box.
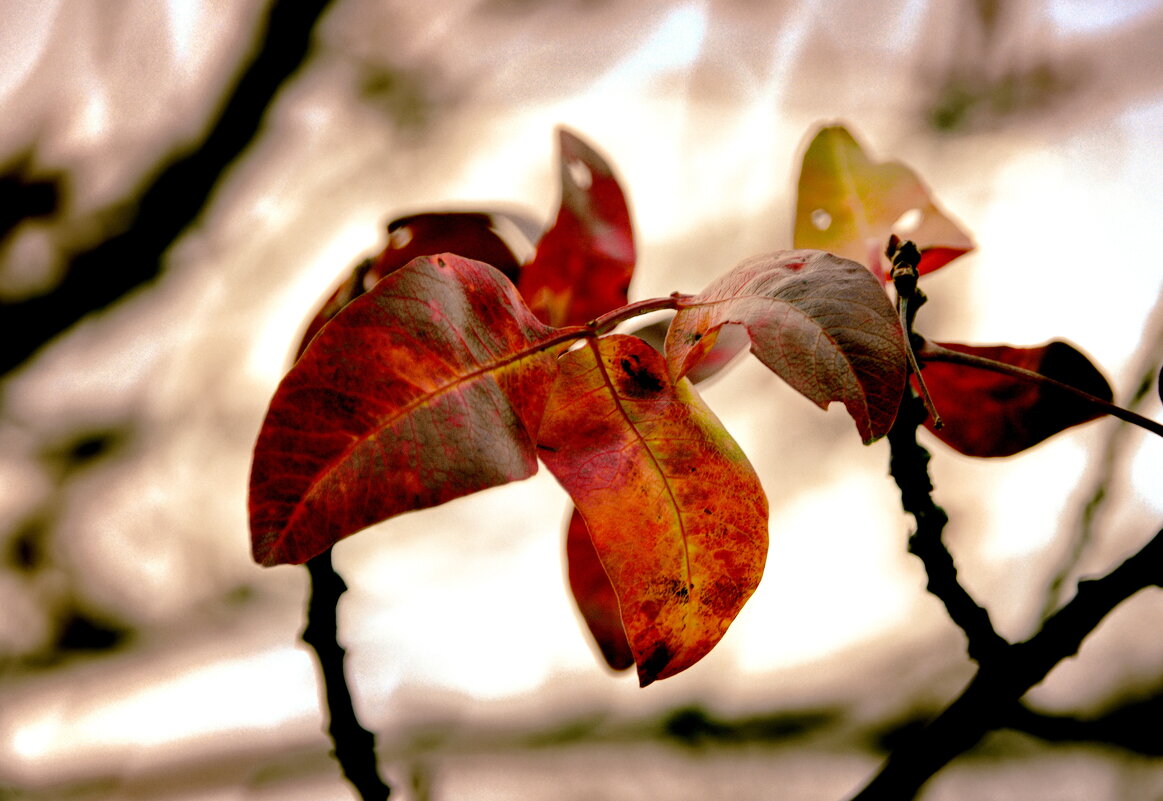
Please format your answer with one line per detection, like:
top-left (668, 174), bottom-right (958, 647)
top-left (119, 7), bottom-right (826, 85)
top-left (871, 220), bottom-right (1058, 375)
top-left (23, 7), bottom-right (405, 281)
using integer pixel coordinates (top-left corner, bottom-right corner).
top-left (667, 250), bottom-right (909, 443)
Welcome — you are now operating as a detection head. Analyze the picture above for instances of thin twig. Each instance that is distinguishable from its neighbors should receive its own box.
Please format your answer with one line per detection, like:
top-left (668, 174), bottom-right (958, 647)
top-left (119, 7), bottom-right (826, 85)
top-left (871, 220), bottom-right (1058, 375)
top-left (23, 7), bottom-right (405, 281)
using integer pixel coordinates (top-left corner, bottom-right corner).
top-left (303, 548), bottom-right (392, 800)
top-left (888, 238), bottom-right (942, 426)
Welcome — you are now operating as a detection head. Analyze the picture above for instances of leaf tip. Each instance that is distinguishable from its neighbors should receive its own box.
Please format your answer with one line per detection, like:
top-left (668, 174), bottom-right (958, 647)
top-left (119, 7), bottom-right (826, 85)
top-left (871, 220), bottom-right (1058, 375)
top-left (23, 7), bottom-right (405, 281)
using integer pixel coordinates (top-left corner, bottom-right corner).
top-left (636, 642), bottom-right (674, 688)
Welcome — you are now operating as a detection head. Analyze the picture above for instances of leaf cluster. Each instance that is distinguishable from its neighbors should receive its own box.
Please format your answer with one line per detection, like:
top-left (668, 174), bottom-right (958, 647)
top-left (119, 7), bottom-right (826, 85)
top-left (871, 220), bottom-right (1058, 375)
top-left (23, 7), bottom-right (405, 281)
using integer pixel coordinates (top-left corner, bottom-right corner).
top-left (249, 124), bottom-right (1135, 689)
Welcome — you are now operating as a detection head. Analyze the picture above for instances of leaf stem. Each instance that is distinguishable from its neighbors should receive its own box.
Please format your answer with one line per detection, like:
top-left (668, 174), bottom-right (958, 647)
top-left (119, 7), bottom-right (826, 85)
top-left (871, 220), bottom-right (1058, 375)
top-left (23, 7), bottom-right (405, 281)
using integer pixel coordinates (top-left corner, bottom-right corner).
top-left (918, 340), bottom-right (1163, 440)
top-left (303, 549), bottom-right (392, 800)
top-left (590, 293), bottom-right (690, 335)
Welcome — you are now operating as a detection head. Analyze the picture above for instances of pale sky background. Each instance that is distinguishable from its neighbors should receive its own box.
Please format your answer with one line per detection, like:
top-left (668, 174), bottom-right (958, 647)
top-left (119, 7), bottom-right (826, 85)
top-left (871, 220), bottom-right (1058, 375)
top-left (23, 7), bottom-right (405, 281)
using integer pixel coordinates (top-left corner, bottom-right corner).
top-left (1, 1), bottom-right (1162, 799)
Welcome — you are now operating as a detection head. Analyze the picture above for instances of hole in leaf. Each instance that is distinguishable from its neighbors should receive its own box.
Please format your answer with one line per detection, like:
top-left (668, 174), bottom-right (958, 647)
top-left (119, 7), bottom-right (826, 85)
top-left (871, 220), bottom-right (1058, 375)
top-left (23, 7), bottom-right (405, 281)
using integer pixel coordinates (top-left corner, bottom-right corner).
top-left (567, 158), bottom-right (592, 190)
top-left (810, 209), bottom-right (831, 231)
top-left (389, 224), bottom-right (413, 249)
top-left (892, 208), bottom-right (923, 234)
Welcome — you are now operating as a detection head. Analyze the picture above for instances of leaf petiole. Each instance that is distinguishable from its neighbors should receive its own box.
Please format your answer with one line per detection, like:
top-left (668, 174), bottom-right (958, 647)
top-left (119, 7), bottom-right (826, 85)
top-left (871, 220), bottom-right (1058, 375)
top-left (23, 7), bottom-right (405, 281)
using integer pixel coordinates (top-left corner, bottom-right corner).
top-left (589, 293), bottom-right (691, 335)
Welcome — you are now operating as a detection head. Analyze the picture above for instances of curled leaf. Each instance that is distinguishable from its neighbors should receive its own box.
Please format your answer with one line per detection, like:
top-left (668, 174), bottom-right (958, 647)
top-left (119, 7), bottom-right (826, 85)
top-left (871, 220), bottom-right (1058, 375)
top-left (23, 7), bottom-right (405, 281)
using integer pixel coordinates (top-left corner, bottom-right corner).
top-left (919, 340), bottom-right (1113, 457)
top-left (793, 125), bottom-right (973, 280)
top-left (518, 128), bottom-right (636, 326)
top-left (566, 507), bottom-right (635, 671)
top-left (250, 254), bottom-right (560, 566)
top-left (296, 211), bottom-right (533, 359)
top-left (538, 335), bottom-right (768, 686)
top-left (666, 250), bottom-right (908, 443)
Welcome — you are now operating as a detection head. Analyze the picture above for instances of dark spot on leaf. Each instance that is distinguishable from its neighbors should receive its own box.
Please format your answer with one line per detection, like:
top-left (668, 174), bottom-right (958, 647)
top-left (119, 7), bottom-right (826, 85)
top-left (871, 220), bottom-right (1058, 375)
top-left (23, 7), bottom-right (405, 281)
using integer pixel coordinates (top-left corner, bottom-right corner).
top-left (640, 642), bottom-right (673, 686)
top-left (619, 357), bottom-right (664, 397)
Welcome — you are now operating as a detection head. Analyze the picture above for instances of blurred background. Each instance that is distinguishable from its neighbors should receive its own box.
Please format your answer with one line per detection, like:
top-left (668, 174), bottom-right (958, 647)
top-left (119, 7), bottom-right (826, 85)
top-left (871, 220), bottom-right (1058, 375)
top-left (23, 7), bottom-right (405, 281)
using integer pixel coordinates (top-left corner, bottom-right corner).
top-left (1, 1), bottom-right (1162, 799)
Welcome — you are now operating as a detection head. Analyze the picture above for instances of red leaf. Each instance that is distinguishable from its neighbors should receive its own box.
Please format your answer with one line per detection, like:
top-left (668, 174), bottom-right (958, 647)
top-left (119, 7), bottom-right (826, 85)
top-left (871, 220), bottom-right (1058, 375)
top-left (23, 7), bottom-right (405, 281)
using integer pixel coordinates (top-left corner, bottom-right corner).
top-left (919, 341), bottom-right (1114, 457)
top-left (566, 507), bottom-right (635, 671)
top-left (793, 125), bottom-right (973, 280)
top-left (537, 335), bottom-right (768, 686)
top-left (666, 250), bottom-right (909, 443)
top-left (250, 254), bottom-right (560, 566)
top-left (518, 128), bottom-right (636, 327)
top-left (296, 212), bottom-right (532, 359)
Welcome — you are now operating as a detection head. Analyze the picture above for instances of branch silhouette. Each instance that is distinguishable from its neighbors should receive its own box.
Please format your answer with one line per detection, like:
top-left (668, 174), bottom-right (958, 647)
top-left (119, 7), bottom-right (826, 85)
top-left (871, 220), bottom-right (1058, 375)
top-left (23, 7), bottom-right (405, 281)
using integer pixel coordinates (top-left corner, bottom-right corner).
top-left (0, 0), bottom-right (336, 375)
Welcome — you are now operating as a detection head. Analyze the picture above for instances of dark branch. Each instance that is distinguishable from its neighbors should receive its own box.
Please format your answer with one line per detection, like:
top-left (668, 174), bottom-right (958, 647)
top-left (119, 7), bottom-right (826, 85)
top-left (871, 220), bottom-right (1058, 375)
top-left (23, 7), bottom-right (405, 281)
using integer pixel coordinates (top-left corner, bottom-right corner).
top-left (1005, 698), bottom-right (1163, 756)
top-left (851, 527), bottom-right (1163, 800)
top-left (304, 549), bottom-right (392, 800)
top-left (887, 392), bottom-right (1009, 664)
top-left (0, 0), bottom-right (337, 375)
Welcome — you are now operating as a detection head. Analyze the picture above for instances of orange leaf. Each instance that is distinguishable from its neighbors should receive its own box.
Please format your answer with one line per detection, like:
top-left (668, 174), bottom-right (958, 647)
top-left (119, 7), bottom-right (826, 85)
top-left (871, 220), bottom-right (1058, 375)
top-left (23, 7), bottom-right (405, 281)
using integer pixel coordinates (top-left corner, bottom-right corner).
top-left (566, 507), bottom-right (635, 671)
top-left (666, 250), bottom-right (909, 443)
top-left (250, 254), bottom-right (560, 566)
top-left (793, 125), bottom-right (973, 280)
top-left (518, 128), bottom-right (636, 326)
top-left (538, 335), bottom-right (768, 686)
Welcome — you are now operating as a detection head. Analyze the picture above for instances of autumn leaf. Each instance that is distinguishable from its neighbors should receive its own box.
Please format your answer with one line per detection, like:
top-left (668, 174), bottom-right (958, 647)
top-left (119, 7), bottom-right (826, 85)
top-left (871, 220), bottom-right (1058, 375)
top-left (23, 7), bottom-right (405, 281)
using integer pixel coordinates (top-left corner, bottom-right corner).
top-left (518, 128), bottom-right (636, 327)
top-left (250, 254), bottom-right (561, 566)
top-left (793, 125), bottom-right (973, 281)
top-left (666, 250), bottom-right (909, 443)
top-left (537, 335), bottom-right (768, 686)
top-left (918, 340), bottom-right (1113, 457)
top-left (296, 211), bottom-right (533, 359)
top-left (566, 507), bottom-right (635, 671)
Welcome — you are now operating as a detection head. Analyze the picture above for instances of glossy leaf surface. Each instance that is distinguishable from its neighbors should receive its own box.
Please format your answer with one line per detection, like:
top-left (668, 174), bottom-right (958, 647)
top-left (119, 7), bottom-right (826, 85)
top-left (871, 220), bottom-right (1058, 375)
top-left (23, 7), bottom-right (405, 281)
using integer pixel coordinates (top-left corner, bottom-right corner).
top-left (666, 250), bottom-right (909, 443)
top-left (566, 507), bottom-right (635, 671)
top-left (919, 340), bottom-right (1113, 457)
top-left (538, 335), bottom-right (768, 686)
top-left (518, 128), bottom-right (636, 326)
top-left (251, 254), bottom-right (559, 565)
top-left (793, 125), bottom-right (973, 280)
top-left (296, 212), bottom-right (531, 359)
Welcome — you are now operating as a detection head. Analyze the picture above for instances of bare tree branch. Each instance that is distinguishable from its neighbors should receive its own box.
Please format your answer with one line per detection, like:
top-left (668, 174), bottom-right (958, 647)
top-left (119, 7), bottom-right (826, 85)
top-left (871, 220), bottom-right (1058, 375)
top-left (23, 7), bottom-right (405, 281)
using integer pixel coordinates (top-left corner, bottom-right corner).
top-left (0, 0), bottom-right (337, 375)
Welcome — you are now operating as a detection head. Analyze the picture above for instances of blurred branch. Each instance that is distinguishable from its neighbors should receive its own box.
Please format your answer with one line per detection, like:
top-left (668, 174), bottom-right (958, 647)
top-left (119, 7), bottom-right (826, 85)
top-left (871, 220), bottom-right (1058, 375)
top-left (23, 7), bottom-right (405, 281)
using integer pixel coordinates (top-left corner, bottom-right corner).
top-left (850, 526), bottom-right (1163, 800)
top-left (0, 0), bottom-right (337, 376)
top-left (1005, 696), bottom-right (1163, 757)
top-left (1041, 291), bottom-right (1163, 619)
top-left (0, 152), bottom-right (59, 241)
top-left (304, 548), bottom-right (392, 800)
